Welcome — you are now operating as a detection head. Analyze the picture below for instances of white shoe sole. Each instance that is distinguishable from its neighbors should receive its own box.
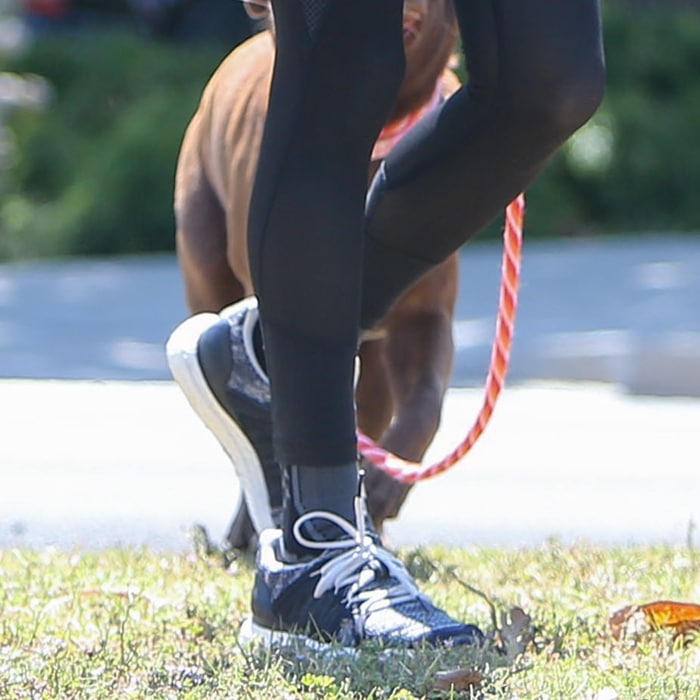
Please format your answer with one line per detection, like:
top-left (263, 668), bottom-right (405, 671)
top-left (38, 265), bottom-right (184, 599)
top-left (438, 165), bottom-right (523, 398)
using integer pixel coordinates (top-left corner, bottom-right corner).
top-left (239, 616), bottom-right (358, 656)
top-left (166, 313), bottom-right (275, 534)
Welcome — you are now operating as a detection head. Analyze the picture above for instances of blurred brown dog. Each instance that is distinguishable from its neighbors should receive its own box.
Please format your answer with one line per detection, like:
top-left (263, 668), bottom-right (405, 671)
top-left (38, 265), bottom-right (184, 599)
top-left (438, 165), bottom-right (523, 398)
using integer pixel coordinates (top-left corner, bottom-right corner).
top-left (174, 0), bottom-right (461, 546)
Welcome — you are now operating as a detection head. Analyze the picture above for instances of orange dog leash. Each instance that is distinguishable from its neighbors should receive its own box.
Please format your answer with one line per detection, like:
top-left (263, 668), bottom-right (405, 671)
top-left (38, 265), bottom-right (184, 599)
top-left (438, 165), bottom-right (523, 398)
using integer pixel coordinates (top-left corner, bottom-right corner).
top-left (356, 193), bottom-right (525, 483)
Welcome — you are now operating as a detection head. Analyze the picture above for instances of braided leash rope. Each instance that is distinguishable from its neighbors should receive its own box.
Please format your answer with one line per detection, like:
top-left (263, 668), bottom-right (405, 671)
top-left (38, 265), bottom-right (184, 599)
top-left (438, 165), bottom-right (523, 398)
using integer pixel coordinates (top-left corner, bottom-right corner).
top-left (356, 193), bottom-right (525, 484)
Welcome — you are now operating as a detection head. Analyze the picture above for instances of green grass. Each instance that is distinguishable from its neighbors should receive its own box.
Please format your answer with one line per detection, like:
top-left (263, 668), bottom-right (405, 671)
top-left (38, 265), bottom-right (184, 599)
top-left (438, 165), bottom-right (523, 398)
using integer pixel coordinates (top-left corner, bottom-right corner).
top-left (1, 534), bottom-right (699, 699)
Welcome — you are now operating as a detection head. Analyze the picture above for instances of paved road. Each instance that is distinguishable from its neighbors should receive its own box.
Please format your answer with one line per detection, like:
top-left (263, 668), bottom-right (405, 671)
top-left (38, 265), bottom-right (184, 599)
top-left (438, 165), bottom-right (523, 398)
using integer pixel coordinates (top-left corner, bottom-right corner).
top-left (1, 234), bottom-right (700, 394)
top-left (1, 379), bottom-right (698, 551)
top-left (1, 235), bottom-right (699, 551)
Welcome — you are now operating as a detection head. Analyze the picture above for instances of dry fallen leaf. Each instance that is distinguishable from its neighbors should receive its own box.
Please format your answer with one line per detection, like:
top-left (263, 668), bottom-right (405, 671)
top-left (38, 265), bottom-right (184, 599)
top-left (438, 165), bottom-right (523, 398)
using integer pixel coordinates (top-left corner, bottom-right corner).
top-left (609, 605), bottom-right (640, 640)
top-left (640, 600), bottom-right (700, 634)
top-left (498, 606), bottom-right (534, 661)
top-left (433, 668), bottom-right (484, 692)
top-left (610, 600), bottom-right (700, 640)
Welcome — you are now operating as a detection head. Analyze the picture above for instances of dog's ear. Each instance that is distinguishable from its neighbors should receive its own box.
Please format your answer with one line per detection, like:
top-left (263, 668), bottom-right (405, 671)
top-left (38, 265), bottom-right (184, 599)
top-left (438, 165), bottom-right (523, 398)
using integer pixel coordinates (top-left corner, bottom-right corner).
top-left (243, 0), bottom-right (271, 22)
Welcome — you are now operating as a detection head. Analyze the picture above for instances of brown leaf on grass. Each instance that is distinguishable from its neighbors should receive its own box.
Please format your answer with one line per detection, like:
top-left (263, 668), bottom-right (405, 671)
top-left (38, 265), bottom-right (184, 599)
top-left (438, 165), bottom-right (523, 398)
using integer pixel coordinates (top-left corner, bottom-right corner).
top-left (433, 668), bottom-right (484, 692)
top-left (641, 600), bottom-right (700, 633)
top-left (408, 552), bottom-right (533, 662)
top-left (609, 605), bottom-right (640, 640)
top-left (610, 600), bottom-right (700, 640)
top-left (498, 606), bottom-right (534, 661)
top-left (80, 586), bottom-right (136, 600)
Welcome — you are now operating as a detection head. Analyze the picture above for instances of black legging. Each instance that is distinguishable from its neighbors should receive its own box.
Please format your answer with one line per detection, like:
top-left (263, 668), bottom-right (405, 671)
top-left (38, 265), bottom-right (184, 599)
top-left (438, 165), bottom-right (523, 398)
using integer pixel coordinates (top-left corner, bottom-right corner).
top-left (248, 0), bottom-right (606, 467)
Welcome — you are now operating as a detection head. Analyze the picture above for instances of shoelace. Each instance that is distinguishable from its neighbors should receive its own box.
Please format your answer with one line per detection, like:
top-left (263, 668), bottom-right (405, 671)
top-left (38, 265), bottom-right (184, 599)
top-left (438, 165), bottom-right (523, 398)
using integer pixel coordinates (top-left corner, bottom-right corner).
top-left (292, 495), bottom-right (427, 637)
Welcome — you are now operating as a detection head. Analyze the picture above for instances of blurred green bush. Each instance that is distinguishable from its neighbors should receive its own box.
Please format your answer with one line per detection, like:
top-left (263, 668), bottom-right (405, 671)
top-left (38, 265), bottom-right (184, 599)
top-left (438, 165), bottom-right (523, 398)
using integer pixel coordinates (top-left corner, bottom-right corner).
top-left (522, 2), bottom-right (700, 239)
top-left (0, 2), bottom-right (699, 261)
top-left (0, 30), bottom-right (227, 259)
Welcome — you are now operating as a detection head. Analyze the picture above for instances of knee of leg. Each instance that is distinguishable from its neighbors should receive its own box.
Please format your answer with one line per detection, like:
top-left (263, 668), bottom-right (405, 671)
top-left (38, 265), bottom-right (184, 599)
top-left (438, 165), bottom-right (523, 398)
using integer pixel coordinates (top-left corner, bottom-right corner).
top-left (552, 61), bottom-right (606, 135)
top-left (514, 57), bottom-right (607, 141)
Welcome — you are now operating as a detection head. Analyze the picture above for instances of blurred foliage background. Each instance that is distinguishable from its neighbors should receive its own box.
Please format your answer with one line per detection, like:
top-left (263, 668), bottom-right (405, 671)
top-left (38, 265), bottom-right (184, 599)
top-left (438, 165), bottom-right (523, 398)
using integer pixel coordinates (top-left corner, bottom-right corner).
top-left (0, 0), bottom-right (698, 261)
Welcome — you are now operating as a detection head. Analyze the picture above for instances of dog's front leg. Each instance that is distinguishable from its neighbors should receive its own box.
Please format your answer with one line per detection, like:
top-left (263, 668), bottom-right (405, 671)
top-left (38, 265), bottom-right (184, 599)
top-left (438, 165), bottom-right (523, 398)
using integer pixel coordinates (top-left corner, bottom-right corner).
top-left (362, 256), bottom-right (458, 532)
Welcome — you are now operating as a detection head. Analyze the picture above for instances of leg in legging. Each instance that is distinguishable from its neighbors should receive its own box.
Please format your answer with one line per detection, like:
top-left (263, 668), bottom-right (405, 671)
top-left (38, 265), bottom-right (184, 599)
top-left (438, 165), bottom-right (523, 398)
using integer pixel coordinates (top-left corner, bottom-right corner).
top-left (361, 0), bottom-right (606, 328)
top-left (247, 0), bottom-right (405, 550)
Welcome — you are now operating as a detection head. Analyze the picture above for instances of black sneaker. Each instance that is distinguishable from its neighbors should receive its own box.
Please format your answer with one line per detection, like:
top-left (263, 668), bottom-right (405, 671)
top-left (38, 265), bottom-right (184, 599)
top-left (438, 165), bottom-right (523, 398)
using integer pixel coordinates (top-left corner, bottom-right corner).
top-left (240, 493), bottom-right (484, 649)
top-left (166, 297), bottom-right (281, 536)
